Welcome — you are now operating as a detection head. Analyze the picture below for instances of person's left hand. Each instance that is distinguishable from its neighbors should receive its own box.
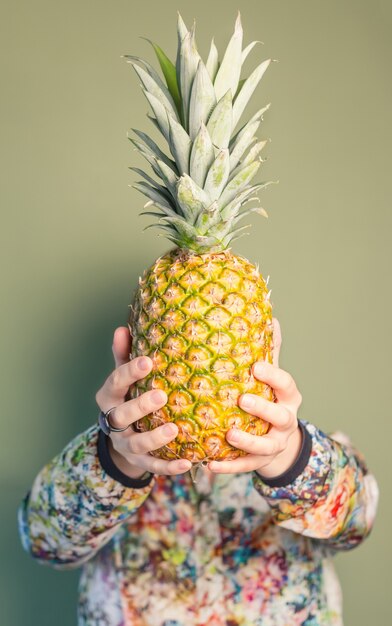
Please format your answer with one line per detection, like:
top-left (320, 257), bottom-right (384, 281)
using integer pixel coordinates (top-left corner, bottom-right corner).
top-left (208, 318), bottom-right (303, 480)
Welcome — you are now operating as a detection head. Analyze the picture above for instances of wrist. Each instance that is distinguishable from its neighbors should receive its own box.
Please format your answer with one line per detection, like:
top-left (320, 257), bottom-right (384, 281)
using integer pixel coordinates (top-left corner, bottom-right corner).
top-left (256, 423), bottom-right (303, 481)
top-left (108, 439), bottom-right (147, 480)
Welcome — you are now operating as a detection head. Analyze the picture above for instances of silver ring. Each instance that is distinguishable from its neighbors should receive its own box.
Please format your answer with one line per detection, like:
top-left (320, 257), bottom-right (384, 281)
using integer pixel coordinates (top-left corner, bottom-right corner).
top-left (98, 407), bottom-right (133, 435)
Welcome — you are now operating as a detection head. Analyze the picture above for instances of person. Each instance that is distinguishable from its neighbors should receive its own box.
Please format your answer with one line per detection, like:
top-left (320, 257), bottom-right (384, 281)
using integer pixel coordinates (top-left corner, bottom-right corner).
top-left (18, 318), bottom-right (379, 625)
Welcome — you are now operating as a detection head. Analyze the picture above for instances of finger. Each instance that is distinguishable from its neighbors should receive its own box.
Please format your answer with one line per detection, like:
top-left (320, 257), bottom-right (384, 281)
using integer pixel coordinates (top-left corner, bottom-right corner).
top-left (208, 454), bottom-right (272, 474)
top-left (238, 394), bottom-right (294, 430)
top-left (112, 326), bottom-right (132, 368)
top-left (127, 453), bottom-right (192, 476)
top-left (127, 423), bottom-right (179, 455)
top-left (272, 317), bottom-right (282, 367)
top-left (96, 357), bottom-right (154, 411)
top-left (108, 389), bottom-right (167, 429)
top-left (252, 361), bottom-right (302, 405)
top-left (225, 428), bottom-right (284, 457)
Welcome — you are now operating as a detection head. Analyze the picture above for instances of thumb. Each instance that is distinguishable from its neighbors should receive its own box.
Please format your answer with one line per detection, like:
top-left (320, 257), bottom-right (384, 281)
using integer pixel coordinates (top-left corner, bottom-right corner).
top-left (271, 317), bottom-right (282, 367)
top-left (112, 326), bottom-right (132, 368)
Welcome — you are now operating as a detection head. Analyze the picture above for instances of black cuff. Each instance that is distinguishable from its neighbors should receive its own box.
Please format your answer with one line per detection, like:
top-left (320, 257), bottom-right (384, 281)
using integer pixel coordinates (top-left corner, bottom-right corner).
top-left (256, 420), bottom-right (312, 488)
top-left (97, 429), bottom-right (154, 489)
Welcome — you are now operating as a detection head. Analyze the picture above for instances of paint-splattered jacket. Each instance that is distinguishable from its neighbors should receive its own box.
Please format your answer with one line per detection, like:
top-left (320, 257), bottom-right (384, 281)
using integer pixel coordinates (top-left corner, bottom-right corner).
top-left (18, 420), bottom-right (378, 625)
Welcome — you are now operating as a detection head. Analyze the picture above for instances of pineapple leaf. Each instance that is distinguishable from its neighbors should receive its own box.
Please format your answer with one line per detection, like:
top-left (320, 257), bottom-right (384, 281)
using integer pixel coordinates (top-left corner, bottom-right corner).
top-left (133, 181), bottom-right (176, 211)
top-left (129, 138), bottom-right (164, 178)
top-left (143, 90), bottom-right (170, 141)
top-left (128, 15), bottom-right (276, 253)
top-left (230, 103), bottom-right (271, 147)
top-left (229, 120), bottom-right (260, 171)
top-left (189, 60), bottom-right (216, 141)
top-left (131, 62), bottom-right (179, 121)
top-left (157, 232), bottom-right (183, 246)
top-left (177, 12), bottom-right (189, 43)
top-left (205, 38), bottom-right (219, 81)
top-left (222, 227), bottom-right (251, 247)
top-left (207, 90), bottom-right (233, 149)
top-left (213, 219), bottom-right (249, 239)
top-left (240, 139), bottom-right (268, 168)
top-left (232, 59), bottom-right (271, 128)
top-left (194, 234), bottom-right (225, 251)
top-left (123, 54), bottom-right (168, 94)
top-left (154, 159), bottom-right (179, 199)
top-left (131, 129), bottom-right (178, 172)
top-left (217, 161), bottom-right (260, 210)
top-left (160, 215), bottom-right (198, 240)
top-left (234, 78), bottom-right (246, 100)
top-left (229, 142), bottom-right (268, 181)
top-left (219, 183), bottom-right (270, 219)
top-left (189, 122), bottom-right (215, 188)
top-left (129, 166), bottom-right (161, 188)
top-left (204, 149), bottom-right (230, 202)
top-left (168, 116), bottom-right (192, 175)
top-left (140, 210), bottom-right (175, 219)
top-left (206, 185), bottom-right (253, 226)
top-left (143, 222), bottom-right (176, 234)
top-left (176, 13), bottom-right (189, 111)
top-left (214, 12), bottom-right (243, 101)
top-left (178, 26), bottom-right (201, 132)
top-left (147, 115), bottom-right (165, 138)
top-left (194, 200), bottom-right (219, 229)
top-left (142, 39), bottom-right (182, 118)
top-left (235, 206), bottom-right (269, 221)
top-left (177, 174), bottom-right (210, 222)
top-left (241, 40), bottom-right (262, 64)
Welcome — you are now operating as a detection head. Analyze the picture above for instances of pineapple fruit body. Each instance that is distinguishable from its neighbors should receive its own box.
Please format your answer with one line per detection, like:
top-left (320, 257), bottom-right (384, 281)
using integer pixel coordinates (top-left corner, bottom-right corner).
top-left (125, 13), bottom-right (277, 462)
top-left (129, 248), bottom-right (274, 462)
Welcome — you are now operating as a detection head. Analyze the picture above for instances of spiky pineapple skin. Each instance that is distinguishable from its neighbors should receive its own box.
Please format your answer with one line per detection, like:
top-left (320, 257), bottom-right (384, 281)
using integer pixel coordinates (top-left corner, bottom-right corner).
top-left (129, 247), bottom-right (275, 463)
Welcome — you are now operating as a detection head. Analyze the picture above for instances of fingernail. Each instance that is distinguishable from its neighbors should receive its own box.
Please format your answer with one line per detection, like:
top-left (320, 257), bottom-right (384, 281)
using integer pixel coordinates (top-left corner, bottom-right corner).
top-left (240, 394), bottom-right (255, 409)
top-left (179, 460), bottom-right (191, 470)
top-left (151, 390), bottom-right (166, 404)
top-left (254, 362), bottom-right (266, 377)
top-left (164, 423), bottom-right (176, 436)
top-left (138, 357), bottom-right (150, 371)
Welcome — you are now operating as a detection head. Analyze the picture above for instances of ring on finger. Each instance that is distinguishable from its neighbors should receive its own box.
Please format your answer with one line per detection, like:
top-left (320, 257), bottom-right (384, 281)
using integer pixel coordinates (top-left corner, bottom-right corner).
top-left (98, 407), bottom-right (133, 435)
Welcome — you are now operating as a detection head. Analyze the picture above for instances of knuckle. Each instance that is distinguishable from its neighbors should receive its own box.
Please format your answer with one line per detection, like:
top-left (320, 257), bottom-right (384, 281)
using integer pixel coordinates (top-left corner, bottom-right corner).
top-left (151, 457), bottom-right (161, 474)
top-left (95, 390), bottom-right (103, 407)
top-left (128, 359), bottom-right (139, 378)
top-left (109, 368), bottom-right (122, 390)
top-left (283, 371), bottom-right (295, 392)
top-left (263, 399), bottom-right (276, 422)
top-left (277, 440), bottom-right (286, 454)
top-left (110, 406), bottom-right (123, 427)
top-left (280, 407), bottom-right (292, 429)
top-left (270, 439), bottom-right (280, 455)
top-left (250, 439), bottom-right (260, 455)
top-left (127, 435), bottom-right (139, 455)
top-left (254, 395), bottom-right (267, 414)
top-left (136, 394), bottom-right (151, 416)
top-left (168, 462), bottom-right (180, 475)
top-left (109, 436), bottom-right (124, 459)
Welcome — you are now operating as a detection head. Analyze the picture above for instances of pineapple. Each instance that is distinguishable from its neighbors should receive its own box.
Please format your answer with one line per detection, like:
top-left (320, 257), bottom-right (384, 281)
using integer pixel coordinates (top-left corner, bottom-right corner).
top-left (126, 13), bottom-right (276, 463)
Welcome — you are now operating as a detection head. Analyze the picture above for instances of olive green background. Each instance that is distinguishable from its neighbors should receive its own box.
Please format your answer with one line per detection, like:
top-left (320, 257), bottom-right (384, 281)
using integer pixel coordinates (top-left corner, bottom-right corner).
top-left (1, 0), bottom-right (391, 624)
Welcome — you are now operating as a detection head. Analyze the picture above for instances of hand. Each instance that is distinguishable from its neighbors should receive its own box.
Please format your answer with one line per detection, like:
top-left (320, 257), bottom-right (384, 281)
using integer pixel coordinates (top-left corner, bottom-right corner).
top-left (95, 327), bottom-right (192, 479)
top-left (208, 318), bottom-right (303, 479)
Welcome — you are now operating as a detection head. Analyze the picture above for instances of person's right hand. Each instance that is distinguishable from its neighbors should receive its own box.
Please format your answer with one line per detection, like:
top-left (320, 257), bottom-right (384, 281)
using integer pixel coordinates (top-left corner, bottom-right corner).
top-left (95, 326), bottom-right (192, 480)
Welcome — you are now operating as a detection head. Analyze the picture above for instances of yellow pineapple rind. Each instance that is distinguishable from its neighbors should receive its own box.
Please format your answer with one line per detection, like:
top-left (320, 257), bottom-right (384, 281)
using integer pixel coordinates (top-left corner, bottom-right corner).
top-left (129, 247), bottom-right (274, 462)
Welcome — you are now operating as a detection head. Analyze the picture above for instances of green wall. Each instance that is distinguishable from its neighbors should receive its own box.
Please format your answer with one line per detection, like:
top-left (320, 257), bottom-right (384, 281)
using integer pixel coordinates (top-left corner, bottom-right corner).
top-left (1, 0), bottom-right (390, 623)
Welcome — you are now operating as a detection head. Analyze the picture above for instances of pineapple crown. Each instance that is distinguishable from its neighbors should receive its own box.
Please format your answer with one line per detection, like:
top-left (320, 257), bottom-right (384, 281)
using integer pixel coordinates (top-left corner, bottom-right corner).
top-left (125, 12), bottom-right (276, 253)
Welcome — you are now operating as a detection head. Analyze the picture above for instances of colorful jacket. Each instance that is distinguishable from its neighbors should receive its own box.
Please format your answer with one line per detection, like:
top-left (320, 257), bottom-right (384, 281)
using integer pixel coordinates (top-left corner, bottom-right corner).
top-left (18, 420), bottom-right (378, 626)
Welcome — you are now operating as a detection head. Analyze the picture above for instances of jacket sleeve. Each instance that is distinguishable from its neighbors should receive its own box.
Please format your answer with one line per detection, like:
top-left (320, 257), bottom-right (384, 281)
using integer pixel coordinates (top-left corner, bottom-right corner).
top-left (18, 425), bottom-right (155, 570)
top-left (252, 420), bottom-right (379, 551)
